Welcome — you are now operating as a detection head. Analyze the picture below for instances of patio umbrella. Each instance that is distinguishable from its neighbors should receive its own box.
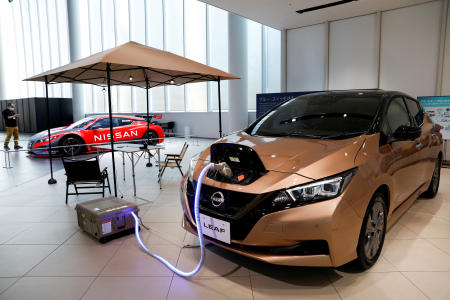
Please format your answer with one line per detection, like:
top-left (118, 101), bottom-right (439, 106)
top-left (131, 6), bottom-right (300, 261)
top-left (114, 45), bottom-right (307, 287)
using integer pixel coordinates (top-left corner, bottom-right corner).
top-left (25, 41), bottom-right (239, 197)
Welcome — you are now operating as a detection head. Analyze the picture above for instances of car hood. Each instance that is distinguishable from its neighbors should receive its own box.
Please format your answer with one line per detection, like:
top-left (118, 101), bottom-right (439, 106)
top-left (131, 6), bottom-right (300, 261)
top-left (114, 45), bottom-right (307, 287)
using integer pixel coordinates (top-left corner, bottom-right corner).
top-left (203, 131), bottom-right (366, 180)
top-left (30, 127), bottom-right (74, 140)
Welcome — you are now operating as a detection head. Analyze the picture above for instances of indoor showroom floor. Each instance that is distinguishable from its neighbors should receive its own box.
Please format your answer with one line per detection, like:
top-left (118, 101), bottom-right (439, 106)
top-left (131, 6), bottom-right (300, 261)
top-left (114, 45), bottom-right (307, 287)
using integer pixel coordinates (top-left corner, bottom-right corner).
top-left (0, 136), bottom-right (449, 300)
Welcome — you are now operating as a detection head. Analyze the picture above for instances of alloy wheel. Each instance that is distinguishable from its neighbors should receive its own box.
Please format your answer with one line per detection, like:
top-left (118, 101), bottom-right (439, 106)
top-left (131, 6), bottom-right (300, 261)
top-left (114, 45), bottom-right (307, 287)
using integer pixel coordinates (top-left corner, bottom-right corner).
top-left (364, 198), bottom-right (385, 260)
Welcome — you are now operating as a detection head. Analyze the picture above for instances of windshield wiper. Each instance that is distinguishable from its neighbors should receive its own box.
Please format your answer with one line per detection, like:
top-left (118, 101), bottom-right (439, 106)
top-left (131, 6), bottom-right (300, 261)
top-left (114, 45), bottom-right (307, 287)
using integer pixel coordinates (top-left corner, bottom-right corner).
top-left (287, 132), bottom-right (323, 139)
top-left (319, 131), bottom-right (366, 140)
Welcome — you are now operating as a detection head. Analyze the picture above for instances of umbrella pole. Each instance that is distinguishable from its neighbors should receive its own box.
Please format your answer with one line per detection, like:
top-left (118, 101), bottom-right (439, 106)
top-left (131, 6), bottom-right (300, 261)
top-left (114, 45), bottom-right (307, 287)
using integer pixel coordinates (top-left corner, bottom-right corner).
top-left (45, 76), bottom-right (57, 185)
top-left (217, 77), bottom-right (222, 138)
top-left (106, 63), bottom-right (118, 197)
top-left (145, 78), bottom-right (153, 167)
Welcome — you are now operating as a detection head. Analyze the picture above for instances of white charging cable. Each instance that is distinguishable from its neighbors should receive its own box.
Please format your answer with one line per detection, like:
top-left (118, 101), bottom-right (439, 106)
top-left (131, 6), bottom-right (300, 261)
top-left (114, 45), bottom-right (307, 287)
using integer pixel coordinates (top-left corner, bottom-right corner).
top-left (131, 163), bottom-right (212, 277)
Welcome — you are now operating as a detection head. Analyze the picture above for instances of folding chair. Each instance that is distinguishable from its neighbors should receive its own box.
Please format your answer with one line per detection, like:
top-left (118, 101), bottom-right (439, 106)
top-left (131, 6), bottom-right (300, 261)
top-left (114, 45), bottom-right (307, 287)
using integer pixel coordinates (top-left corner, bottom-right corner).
top-left (158, 142), bottom-right (189, 182)
top-left (62, 155), bottom-right (111, 204)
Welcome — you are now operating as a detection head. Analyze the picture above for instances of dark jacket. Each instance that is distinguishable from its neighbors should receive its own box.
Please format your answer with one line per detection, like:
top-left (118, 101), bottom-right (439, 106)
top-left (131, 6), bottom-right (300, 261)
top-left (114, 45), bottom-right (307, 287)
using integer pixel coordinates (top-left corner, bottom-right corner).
top-left (2, 108), bottom-right (17, 127)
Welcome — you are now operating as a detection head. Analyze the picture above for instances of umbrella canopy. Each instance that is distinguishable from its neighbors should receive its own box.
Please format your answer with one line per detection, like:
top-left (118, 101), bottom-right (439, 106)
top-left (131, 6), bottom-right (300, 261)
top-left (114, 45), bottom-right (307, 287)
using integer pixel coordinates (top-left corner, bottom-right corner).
top-left (25, 41), bottom-right (238, 87)
top-left (24, 41), bottom-right (238, 196)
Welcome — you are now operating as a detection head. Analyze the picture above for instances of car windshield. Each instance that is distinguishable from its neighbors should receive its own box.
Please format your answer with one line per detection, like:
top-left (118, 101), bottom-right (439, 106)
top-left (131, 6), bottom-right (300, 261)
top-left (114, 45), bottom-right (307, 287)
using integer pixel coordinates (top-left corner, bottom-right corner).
top-left (248, 93), bottom-right (382, 139)
top-left (66, 117), bottom-right (95, 129)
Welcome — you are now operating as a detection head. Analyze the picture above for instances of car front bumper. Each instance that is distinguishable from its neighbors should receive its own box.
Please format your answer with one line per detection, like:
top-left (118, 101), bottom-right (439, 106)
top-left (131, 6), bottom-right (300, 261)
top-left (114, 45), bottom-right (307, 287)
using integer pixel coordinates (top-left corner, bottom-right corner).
top-left (180, 173), bottom-right (368, 267)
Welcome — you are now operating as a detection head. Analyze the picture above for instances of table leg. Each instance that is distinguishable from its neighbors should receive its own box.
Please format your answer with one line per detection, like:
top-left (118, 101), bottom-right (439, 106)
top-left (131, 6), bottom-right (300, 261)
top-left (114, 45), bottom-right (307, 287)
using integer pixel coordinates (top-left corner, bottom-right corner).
top-left (146, 149), bottom-right (152, 167)
top-left (158, 148), bottom-right (162, 189)
top-left (131, 153), bottom-right (136, 196)
top-left (122, 152), bottom-right (125, 181)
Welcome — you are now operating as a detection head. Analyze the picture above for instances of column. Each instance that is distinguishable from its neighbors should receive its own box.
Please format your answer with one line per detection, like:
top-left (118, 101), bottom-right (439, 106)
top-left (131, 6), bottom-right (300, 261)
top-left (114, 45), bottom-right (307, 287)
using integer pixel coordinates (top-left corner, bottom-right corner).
top-left (66, 0), bottom-right (85, 121)
top-left (228, 13), bottom-right (248, 133)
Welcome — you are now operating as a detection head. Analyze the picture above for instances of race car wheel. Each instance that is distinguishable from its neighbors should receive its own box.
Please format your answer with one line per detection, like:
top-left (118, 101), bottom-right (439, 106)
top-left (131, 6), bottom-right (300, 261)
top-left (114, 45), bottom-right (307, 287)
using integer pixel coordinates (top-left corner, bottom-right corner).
top-left (59, 136), bottom-right (84, 156)
top-left (143, 131), bottom-right (158, 146)
top-left (422, 157), bottom-right (441, 199)
top-left (355, 192), bottom-right (387, 270)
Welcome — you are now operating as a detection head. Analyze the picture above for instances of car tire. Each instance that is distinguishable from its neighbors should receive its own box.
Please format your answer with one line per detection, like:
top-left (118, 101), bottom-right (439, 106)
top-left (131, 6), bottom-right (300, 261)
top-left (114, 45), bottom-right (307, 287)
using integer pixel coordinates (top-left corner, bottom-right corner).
top-left (422, 157), bottom-right (441, 199)
top-left (59, 136), bottom-right (84, 156)
top-left (143, 131), bottom-right (158, 146)
top-left (355, 192), bottom-right (387, 270)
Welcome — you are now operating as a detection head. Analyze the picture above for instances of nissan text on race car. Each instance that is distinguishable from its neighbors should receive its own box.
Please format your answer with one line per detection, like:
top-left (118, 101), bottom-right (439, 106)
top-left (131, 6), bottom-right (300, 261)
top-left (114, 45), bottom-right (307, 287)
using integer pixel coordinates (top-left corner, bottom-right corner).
top-left (28, 115), bottom-right (165, 156)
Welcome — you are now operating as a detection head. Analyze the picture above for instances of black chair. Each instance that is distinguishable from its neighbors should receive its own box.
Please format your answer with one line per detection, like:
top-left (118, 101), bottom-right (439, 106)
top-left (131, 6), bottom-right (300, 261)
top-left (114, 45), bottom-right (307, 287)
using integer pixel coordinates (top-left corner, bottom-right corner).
top-left (62, 155), bottom-right (111, 204)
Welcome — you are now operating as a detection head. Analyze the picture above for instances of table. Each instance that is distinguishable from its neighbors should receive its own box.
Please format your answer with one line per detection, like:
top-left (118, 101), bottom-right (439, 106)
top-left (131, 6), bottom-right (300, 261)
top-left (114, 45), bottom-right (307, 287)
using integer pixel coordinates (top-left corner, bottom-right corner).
top-left (94, 143), bottom-right (165, 195)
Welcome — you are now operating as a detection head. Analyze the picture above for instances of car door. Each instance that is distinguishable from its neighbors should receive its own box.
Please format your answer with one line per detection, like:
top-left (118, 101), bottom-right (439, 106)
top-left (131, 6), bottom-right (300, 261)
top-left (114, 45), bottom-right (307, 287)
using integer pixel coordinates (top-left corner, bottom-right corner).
top-left (115, 118), bottom-right (139, 142)
top-left (88, 118), bottom-right (120, 144)
top-left (404, 97), bottom-right (434, 185)
top-left (379, 96), bottom-right (421, 208)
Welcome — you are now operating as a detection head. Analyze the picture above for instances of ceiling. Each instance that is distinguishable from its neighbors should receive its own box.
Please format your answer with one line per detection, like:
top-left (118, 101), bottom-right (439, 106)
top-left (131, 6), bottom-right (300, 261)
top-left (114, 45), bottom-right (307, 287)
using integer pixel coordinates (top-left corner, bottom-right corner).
top-left (198, 0), bottom-right (434, 30)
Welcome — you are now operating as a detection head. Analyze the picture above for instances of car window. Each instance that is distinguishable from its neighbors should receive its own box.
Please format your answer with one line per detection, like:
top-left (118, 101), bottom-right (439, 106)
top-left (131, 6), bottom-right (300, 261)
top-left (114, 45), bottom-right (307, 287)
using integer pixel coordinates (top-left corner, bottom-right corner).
top-left (385, 97), bottom-right (411, 135)
top-left (93, 118), bottom-right (110, 129)
top-left (247, 93), bottom-right (381, 139)
top-left (405, 98), bottom-right (424, 126)
top-left (118, 118), bottom-right (134, 126)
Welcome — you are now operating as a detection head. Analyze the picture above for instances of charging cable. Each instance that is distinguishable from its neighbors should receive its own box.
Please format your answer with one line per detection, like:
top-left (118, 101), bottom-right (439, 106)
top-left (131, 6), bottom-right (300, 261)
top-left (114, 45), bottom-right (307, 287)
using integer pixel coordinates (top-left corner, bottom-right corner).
top-left (131, 163), bottom-right (212, 277)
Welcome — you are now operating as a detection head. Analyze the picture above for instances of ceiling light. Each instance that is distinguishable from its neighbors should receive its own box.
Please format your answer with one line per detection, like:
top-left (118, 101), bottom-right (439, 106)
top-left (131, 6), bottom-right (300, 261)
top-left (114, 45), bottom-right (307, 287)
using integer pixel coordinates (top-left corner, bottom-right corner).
top-left (170, 80), bottom-right (174, 85)
top-left (129, 74), bottom-right (133, 81)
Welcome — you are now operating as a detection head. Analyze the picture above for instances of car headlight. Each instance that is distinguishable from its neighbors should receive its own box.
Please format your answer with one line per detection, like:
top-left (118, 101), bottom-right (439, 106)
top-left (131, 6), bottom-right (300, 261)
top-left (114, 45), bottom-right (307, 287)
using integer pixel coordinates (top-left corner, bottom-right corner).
top-left (271, 168), bottom-right (358, 209)
top-left (188, 153), bottom-right (201, 182)
top-left (38, 136), bottom-right (58, 143)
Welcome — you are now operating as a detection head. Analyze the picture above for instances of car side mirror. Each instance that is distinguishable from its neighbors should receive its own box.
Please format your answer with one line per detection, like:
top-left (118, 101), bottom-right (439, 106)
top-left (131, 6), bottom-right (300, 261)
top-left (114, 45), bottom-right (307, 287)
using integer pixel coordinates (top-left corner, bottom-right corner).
top-left (90, 125), bottom-right (101, 130)
top-left (392, 125), bottom-right (421, 142)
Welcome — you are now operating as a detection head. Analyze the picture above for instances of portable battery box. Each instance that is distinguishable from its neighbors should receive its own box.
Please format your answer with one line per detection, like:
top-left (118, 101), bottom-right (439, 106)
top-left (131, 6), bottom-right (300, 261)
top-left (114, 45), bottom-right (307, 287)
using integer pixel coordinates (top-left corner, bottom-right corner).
top-left (75, 196), bottom-right (139, 243)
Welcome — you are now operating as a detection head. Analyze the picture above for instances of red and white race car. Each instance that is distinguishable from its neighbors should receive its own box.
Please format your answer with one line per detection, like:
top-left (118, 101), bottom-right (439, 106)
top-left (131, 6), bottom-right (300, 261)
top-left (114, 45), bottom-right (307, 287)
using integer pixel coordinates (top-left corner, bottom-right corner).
top-left (28, 115), bottom-right (165, 156)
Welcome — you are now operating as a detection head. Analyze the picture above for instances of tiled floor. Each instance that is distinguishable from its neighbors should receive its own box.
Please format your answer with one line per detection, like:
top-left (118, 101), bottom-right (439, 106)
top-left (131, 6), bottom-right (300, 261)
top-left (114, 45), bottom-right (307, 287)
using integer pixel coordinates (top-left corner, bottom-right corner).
top-left (0, 137), bottom-right (449, 300)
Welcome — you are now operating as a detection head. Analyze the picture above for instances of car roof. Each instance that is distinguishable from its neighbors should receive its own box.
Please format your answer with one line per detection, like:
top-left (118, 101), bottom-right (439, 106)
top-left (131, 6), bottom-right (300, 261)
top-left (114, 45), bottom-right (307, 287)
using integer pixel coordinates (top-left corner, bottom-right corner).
top-left (93, 115), bottom-right (144, 121)
top-left (304, 89), bottom-right (414, 100)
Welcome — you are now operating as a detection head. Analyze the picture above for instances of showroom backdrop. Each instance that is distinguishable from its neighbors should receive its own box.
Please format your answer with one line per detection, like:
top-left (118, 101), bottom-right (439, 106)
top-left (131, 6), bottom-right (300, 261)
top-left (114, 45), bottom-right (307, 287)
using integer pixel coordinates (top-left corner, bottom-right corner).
top-left (285, 0), bottom-right (450, 99)
top-left (0, 0), bottom-right (281, 138)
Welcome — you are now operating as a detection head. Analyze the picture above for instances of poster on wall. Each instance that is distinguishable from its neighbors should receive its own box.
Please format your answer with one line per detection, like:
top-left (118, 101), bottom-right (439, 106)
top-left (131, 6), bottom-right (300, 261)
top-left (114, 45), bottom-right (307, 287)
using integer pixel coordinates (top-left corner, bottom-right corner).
top-left (418, 96), bottom-right (450, 140)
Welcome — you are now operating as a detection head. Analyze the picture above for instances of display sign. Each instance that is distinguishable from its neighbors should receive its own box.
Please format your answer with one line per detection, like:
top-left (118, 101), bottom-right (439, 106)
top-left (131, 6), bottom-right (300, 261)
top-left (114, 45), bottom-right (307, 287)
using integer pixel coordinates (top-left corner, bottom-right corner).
top-left (418, 96), bottom-right (450, 140)
top-left (256, 91), bottom-right (320, 118)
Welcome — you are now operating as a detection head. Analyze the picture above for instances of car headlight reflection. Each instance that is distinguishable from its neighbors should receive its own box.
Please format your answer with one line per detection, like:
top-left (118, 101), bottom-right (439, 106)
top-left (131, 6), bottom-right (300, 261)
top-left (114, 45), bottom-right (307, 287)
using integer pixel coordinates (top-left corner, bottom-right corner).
top-left (272, 168), bottom-right (358, 209)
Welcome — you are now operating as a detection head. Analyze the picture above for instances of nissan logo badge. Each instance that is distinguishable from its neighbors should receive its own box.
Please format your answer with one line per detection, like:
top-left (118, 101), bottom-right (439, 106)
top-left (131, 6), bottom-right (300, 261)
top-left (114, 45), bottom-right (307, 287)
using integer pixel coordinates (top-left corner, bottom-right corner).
top-left (211, 191), bottom-right (225, 207)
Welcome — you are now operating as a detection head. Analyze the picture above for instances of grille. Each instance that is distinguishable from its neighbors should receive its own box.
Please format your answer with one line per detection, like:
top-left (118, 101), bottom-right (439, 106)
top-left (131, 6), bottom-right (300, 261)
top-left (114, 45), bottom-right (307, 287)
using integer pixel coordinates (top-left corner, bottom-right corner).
top-left (186, 180), bottom-right (276, 240)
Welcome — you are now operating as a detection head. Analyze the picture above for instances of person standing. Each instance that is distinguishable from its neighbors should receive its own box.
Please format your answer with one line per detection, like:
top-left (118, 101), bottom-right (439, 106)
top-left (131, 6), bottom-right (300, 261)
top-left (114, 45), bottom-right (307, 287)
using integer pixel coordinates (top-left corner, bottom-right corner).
top-left (2, 103), bottom-right (22, 151)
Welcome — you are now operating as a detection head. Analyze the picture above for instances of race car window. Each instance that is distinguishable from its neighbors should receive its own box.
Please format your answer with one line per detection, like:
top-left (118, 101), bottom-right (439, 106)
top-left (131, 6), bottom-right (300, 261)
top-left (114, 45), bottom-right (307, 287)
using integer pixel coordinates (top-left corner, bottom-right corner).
top-left (405, 98), bottom-right (424, 126)
top-left (118, 118), bottom-right (134, 126)
top-left (93, 118), bottom-right (110, 129)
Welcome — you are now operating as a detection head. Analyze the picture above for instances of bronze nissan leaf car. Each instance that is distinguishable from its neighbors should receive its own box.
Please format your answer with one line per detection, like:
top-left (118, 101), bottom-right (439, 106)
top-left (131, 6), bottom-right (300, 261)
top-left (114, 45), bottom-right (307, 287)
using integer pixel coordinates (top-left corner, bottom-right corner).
top-left (180, 90), bottom-right (443, 269)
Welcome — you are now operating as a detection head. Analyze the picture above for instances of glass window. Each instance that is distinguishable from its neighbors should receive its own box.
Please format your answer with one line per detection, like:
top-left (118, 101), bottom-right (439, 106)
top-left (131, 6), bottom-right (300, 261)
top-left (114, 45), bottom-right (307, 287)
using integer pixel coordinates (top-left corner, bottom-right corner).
top-left (165, 0), bottom-right (184, 111)
top-left (46, 0), bottom-right (62, 97)
top-left (93, 118), bottom-right (110, 129)
top-left (208, 5), bottom-right (229, 111)
top-left (385, 97), bottom-right (411, 134)
top-left (405, 98), bottom-right (424, 126)
top-left (247, 20), bottom-right (262, 111)
top-left (185, 0), bottom-right (207, 112)
top-left (249, 94), bottom-right (381, 139)
top-left (101, 0), bottom-right (115, 49)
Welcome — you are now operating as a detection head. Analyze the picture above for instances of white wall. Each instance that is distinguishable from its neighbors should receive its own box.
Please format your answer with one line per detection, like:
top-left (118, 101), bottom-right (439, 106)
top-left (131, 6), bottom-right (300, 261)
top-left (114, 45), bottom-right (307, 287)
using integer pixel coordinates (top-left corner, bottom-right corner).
top-left (380, 1), bottom-right (442, 97)
top-left (442, 0), bottom-right (450, 95)
top-left (329, 14), bottom-right (378, 90)
top-left (286, 0), bottom-right (449, 99)
top-left (287, 24), bottom-right (326, 92)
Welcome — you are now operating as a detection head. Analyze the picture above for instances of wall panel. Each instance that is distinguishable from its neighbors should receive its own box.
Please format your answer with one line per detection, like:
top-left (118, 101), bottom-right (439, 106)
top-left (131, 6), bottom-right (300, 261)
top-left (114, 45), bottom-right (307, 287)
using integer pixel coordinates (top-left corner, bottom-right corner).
top-left (287, 23), bottom-right (326, 92)
top-left (380, 1), bottom-right (442, 98)
top-left (329, 14), bottom-right (378, 90)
